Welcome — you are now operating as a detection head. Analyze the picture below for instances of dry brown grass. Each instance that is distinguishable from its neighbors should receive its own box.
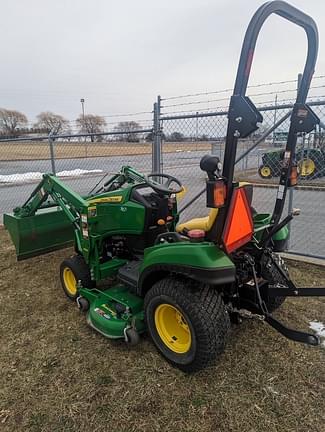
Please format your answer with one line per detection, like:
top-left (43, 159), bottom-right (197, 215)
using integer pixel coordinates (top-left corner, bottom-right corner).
top-left (0, 141), bottom-right (212, 161)
top-left (0, 228), bottom-right (324, 432)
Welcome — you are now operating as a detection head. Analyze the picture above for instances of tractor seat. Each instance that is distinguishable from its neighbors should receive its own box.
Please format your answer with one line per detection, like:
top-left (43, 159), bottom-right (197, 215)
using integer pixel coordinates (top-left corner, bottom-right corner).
top-left (176, 209), bottom-right (218, 233)
top-left (176, 182), bottom-right (252, 234)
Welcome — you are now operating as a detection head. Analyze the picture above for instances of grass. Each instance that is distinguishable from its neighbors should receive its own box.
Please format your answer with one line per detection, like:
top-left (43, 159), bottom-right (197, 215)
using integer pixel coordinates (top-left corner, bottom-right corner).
top-left (0, 228), bottom-right (324, 432)
top-left (0, 141), bottom-right (212, 161)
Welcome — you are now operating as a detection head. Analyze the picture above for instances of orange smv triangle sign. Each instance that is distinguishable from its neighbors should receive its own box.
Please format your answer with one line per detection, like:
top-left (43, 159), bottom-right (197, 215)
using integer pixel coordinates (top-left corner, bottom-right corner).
top-left (222, 187), bottom-right (253, 254)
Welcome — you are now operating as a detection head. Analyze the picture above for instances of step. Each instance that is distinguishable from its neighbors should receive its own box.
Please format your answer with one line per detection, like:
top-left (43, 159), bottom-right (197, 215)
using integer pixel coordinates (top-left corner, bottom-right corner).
top-left (117, 260), bottom-right (142, 289)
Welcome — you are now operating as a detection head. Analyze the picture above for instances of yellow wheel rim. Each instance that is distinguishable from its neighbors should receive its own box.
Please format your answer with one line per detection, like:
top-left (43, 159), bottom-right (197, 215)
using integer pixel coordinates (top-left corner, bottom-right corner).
top-left (260, 166), bottom-right (271, 177)
top-left (63, 268), bottom-right (77, 296)
top-left (154, 304), bottom-right (192, 354)
top-left (299, 158), bottom-right (315, 177)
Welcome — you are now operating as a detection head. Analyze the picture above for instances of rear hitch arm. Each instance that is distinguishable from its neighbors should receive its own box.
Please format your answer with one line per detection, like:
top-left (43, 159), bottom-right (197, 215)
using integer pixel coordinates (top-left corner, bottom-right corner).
top-left (264, 314), bottom-right (320, 346)
top-left (265, 250), bottom-right (325, 297)
top-left (268, 286), bottom-right (325, 297)
top-left (244, 253), bottom-right (322, 347)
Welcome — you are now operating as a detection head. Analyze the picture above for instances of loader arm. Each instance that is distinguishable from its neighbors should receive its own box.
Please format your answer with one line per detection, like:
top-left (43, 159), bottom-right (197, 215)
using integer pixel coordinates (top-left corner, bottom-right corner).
top-left (4, 174), bottom-right (89, 260)
top-left (14, 174), bottom-right (88, 225)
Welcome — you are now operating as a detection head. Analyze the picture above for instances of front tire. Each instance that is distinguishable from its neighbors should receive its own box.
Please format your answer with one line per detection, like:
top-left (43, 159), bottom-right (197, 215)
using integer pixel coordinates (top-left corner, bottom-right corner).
top-left (144, 277), bottom-right (230, 372)
top-left (60, 255), bottom-right (94, 300)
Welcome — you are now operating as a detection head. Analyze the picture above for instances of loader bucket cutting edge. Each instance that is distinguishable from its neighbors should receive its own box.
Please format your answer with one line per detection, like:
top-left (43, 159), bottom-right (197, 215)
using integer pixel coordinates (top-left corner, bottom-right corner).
top-left (4, 209), bottom-right (74, 261)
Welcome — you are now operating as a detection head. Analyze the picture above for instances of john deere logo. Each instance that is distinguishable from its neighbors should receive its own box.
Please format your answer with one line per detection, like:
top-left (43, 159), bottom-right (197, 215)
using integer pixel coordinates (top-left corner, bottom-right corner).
top-left (120, 206), bottom-right (127, 212)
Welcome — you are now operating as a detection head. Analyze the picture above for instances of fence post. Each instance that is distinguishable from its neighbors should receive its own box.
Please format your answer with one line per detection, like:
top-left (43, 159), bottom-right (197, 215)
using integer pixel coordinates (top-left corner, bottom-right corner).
top-left (287, 73), bottom-right (302, 250)
top-left (152, 95), bottom-right (162, 173)
top-left (272, 94), bottom-right (278, 146)
top-left (48, 133), bottom-right (56, 175)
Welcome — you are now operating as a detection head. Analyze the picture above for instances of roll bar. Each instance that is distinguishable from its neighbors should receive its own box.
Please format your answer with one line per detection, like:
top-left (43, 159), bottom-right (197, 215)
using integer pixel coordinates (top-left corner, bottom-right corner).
top-left (212, 1), bottom-right (319, 244)
top-left (233, 1), bottom-right (318, 102)
top-left (222, 0), bottom-right (318, 185)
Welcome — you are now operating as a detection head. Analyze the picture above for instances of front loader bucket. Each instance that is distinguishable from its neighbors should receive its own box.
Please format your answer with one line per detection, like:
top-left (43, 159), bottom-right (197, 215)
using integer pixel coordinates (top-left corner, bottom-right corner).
top-left (4, 208), bottom-right (74, 261)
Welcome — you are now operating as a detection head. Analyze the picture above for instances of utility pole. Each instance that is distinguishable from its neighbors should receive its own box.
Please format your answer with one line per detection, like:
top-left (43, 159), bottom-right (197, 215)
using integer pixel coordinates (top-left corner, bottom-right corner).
top-left (80, 98), bottom-right (87, 157)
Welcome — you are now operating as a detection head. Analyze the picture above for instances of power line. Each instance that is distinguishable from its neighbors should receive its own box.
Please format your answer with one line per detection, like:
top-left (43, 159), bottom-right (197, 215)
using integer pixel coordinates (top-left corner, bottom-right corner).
top-left (162, 84), bottom-right (325, 109)
top-left (161, 74), bottom-right (325, 101)
top-left (161, 94), bottom-right (325, 116)
top-left (100, 111), bottom-right (152, 118)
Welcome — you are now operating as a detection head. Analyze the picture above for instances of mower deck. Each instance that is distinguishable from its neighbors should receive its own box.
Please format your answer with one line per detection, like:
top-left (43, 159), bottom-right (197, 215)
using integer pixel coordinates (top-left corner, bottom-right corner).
top-left (80, 284), bottom-right (145, 340)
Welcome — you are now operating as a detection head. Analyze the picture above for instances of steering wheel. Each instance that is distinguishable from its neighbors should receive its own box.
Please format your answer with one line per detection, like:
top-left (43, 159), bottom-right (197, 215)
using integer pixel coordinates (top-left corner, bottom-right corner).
top-left (146, 173), bottom-right (184, 195)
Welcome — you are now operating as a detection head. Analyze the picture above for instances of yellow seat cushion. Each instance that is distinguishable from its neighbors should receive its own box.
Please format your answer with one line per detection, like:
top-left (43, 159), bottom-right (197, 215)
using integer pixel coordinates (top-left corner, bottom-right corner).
top-left (176, 208), bottom-right (219, 232)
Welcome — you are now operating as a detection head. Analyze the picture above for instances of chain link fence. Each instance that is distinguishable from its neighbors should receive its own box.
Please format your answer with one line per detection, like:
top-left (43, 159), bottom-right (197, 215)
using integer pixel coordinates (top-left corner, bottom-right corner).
top-left (1, 78), bottom-right (324, 259)
top-left (0, 128), bottom-right (153, 217)
top-left (159, 84), bottom-right (325, 259)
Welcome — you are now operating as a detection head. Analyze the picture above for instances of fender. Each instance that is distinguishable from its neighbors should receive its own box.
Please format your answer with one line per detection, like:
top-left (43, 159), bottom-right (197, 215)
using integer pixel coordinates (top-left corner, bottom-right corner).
top-left (137, 241), bottom-right (235, 296)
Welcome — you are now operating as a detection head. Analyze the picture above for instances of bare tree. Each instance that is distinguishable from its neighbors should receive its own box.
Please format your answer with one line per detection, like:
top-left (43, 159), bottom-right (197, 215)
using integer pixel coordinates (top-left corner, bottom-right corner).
top-left (76, 114), bottom-right (107, 142)
top-left (113, 121), bottom-right (142, 142)
top-left (34, 111), bottom-right (69, 135)
top-left (0, 108), bottom-right (28, 137)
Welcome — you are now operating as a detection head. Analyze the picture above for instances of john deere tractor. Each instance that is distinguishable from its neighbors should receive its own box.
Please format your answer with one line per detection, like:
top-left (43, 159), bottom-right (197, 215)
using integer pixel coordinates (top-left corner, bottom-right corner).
top-left (259, 147), bottom-right (325, 179)
top-left (4, 1), bottom-right (325, 372)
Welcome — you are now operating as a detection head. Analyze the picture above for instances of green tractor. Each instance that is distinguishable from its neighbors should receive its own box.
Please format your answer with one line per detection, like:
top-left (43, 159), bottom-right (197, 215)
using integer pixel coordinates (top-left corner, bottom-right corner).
top-left (259, 147), bottom-right (325, 179)
top-left (4, 1), bottom-right (325, 372)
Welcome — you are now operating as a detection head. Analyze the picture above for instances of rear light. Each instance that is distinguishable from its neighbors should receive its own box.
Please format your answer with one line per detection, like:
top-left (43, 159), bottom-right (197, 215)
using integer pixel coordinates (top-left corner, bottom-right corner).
top-left (290, 165), bottom-right (299, 186)
top-left (206, 179), bottom-right (227, 208)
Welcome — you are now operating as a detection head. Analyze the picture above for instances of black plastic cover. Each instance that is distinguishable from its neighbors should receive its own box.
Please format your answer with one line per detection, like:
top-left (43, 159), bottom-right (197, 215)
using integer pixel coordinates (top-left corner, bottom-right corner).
top-left (228, 95), bottom-right (263, 138)
top-left (290, 103), bottom-right (320, 134)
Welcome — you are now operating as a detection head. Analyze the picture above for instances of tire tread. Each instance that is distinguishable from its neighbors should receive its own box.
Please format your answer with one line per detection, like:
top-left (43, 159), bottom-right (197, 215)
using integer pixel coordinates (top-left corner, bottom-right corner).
top-left (144, 277), bottom-right (230, 372)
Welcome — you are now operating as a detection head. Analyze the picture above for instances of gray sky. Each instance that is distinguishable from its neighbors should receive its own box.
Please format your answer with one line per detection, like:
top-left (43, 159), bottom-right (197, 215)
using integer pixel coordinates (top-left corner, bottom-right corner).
top-left (1, 0), bottom-right (324, 125)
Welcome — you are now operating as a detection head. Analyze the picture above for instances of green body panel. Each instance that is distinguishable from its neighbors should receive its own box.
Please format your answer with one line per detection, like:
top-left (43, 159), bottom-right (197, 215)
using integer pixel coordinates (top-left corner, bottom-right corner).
top-left (3, 209), bottom-right (74, 260)
top-left (253, 213), bottom-right (289, 242)
top-left (141, 241), bottom-right (235, 272)
top-left (88, 200), bottom-right (145, 236)
top-left (80, 285), bottom-right (145, 339)
top-left (82, 189), bottom-right (146, 279)
top-left (273, 225), bottom-right (289, 241)
top-left (97, 258), bottom-right (128, 280)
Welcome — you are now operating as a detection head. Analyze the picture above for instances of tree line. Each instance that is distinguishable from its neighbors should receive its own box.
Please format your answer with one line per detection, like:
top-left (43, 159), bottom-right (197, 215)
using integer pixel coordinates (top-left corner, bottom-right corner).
top-left (0, 108), bottom-right (143, 142)
top-left (0, 108), bottom-right (220, 143)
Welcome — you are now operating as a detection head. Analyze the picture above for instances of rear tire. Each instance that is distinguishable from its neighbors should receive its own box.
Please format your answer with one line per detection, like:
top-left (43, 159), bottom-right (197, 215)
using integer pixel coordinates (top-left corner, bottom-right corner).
top-left (258, 165), bottom-right (273, 179)
top-left (298, 157), bottom-right (317, 179)
top-left (60, 255), bottom-right (94, 300)
top-left (144, 277), bottom-right (230, 372)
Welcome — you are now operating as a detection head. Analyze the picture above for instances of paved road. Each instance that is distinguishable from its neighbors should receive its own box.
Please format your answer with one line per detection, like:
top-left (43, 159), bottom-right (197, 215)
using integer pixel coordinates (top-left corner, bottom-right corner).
top-left (1, 150), bottom-right (324, 258)
top-left (0, 147), bottom-right (259, 174)
top-left (0, 149), bottom-right (256, 211)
